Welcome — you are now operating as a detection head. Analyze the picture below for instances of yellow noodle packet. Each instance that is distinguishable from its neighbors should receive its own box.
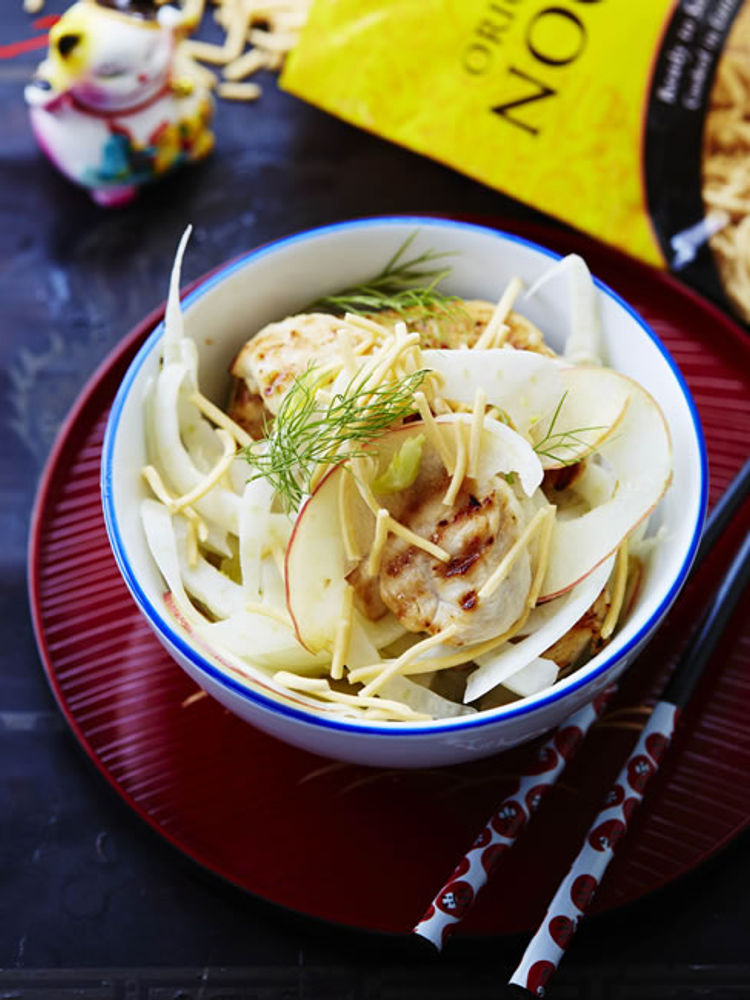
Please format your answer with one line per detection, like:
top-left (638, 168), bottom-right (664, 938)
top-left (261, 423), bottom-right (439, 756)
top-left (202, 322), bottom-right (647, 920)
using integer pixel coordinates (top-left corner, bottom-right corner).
top-left (282, 1), bottom-right (750, 323)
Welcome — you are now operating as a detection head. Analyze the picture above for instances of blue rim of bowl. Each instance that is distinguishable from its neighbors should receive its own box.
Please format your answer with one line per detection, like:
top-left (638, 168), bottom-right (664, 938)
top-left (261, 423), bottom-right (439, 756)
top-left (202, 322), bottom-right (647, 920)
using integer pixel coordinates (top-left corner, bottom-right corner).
top-left (101, 215), bottom-right (708, 737)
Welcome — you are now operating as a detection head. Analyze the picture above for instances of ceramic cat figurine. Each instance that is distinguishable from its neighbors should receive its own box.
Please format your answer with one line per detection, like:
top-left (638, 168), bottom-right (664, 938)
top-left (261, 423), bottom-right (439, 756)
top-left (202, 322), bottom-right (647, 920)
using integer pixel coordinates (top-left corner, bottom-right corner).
top-left (25, 0), bottom-right (214, 207)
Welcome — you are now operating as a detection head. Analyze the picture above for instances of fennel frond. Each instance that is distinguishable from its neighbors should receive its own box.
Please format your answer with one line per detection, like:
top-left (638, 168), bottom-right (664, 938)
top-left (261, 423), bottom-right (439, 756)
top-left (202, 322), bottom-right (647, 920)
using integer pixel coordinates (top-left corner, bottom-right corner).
top-left (242, 365), bottom-right (428, 510)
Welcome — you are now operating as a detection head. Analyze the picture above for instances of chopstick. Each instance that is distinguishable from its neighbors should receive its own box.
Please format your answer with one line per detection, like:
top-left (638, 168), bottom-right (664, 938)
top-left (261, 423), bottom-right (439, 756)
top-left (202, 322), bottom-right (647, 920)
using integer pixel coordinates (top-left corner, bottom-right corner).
top-left (412, 682), bottom-right (619, 949)
top-left (505, 529), bottom-right (750, 998)
top-left (412, 459), bottom-right (750, 950)
top-left (692, 459), bottom-right (750, 560)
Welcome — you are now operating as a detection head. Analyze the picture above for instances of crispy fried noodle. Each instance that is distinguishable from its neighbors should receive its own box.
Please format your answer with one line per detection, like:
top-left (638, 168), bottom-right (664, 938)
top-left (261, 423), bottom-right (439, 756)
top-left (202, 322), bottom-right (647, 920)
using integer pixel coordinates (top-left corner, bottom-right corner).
top-left (702, 3), bottom-right (750, 322)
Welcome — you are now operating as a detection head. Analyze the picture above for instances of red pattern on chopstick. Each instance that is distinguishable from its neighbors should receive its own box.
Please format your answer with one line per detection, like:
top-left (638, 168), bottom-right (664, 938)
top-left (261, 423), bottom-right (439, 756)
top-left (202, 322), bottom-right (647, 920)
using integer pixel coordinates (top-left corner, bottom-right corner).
top-left (509, 700), bottom-right (679, 996)
top-left (412, 685), bottom-right (617, 950)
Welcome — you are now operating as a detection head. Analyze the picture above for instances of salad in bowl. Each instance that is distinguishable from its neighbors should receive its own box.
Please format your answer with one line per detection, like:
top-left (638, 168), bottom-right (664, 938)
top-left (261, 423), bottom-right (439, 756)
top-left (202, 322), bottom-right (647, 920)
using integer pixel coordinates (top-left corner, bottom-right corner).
top-left (102, 217), bottom-right (705, 766)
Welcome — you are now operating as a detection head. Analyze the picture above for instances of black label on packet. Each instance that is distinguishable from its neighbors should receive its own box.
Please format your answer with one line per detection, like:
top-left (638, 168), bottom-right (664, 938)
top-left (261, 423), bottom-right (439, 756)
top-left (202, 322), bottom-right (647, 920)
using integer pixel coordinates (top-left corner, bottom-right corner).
top-left (644, 0), bottom-right (743, 307)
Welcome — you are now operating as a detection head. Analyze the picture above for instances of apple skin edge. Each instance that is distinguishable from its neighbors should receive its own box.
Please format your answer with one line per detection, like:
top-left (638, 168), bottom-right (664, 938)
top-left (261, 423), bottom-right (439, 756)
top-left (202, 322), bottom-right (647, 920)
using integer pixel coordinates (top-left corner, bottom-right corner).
top-left (284, 468), bottom-right (345, 655)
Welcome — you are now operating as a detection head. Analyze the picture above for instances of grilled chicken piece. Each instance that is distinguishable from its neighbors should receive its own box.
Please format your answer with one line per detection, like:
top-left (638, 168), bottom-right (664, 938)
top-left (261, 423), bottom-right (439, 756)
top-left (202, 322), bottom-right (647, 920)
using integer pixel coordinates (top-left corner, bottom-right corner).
top-left (226, 378), bottom-right (268, 439)
top-left (543, 587), bottom-right (611, 677)
top-left (373, 447), bottom-right (532, 646)
top-left (370, 300), bottom-right (554, 354)
top-left (227, 301), bottom-right (553, 436)
top-left (229, 313), bottom-right (372, 435)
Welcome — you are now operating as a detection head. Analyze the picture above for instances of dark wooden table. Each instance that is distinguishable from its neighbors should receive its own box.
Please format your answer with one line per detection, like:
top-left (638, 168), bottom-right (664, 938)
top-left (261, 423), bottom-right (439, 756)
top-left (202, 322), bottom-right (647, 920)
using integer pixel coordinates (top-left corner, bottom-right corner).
top-left (2, 4), bottom-right (749, 997)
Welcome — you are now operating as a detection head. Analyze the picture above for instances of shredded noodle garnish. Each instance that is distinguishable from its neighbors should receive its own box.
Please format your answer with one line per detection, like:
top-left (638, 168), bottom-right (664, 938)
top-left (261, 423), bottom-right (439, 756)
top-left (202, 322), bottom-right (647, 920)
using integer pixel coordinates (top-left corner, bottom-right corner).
top-left (601, 538), bottom-right (629, 640)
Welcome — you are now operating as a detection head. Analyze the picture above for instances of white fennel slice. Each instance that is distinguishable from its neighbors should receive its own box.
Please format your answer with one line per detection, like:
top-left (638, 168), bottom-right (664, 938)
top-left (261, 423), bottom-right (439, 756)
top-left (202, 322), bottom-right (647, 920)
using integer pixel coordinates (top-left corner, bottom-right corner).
top-left (348, 609), bottom-right (408, 657)
top-left (540, 378), bottom-right (672, 600)
top-left (420, 348), bottom-right (565, 436)
top-left (162, 225), bottom-right (192, 365)
top-left (259, 551), bottom-right (287, 607)
top-left (437, 412), bottom-right (543, 496)
top-left (162, 592), bottom-right (326, 704)
top-left (238, 476), bottom-right (275, 599)
top-left (180, 405), bottom-right (224, 473)
top-left (172, 516), bottom-right (247, 620)
top-left (153, 361), bottom-right (241, 533)
top-left (346, 615), bottom-right (381, 669)
top-left (464, 555), bottom-right (614, 703)
top-left (140, 499), bottom-right (202, 625)
top-left (524, 253), bottom-right (603, 366)
top-left (567, 459), bottom-right (616, 511)
top-left (379, 675), bottom-right (477, 718)
top-left (357, 612), bottom-right (408, 650)
top-left (565, 254), bottom-right (602, 365)
top-left (194, 611), bottom-right (328, 671)
top-left (502, 657), bottom-right (559, 698)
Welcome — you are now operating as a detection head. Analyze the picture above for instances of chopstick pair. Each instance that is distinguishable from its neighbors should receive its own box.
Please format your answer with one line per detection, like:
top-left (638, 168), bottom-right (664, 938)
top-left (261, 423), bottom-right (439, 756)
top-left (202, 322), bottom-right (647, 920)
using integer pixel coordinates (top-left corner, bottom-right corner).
top-left (413, 459), bottom-right (750, 968)
top-left (505, 526), bottom-right (750, 996)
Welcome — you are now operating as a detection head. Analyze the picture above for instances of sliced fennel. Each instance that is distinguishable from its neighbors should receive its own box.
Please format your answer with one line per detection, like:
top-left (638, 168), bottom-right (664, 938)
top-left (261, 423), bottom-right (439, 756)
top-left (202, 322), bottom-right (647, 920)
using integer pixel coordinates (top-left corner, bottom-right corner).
top-left (465, 555), bottom-right (614, 703)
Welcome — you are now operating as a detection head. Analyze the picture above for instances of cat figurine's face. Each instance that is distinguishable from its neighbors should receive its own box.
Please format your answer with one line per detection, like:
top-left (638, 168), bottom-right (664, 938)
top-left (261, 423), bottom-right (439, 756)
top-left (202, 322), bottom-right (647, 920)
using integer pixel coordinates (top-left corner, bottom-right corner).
top-left (47, 1), bottom-right (176, 111)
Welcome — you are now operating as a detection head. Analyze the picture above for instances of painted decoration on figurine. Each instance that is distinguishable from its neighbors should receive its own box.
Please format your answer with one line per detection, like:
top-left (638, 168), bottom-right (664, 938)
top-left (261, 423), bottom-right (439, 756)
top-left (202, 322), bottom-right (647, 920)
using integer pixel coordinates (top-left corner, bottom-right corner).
top-left (25, 0), bottom-right (214, 206)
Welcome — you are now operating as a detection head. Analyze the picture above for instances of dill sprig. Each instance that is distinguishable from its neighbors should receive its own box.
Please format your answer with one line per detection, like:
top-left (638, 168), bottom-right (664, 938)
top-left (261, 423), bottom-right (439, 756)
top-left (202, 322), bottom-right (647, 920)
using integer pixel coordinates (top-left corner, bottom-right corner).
top-left (309, 232), bottom-right (461, 317)
top-left (242, 365), bottom-right (429, 511)
top-left (533, 392), bottom-right (608, 466)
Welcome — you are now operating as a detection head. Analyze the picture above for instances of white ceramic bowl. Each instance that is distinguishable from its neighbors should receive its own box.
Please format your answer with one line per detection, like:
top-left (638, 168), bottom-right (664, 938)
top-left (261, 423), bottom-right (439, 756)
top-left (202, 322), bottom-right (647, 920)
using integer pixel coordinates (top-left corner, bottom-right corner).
top-left (101, 217), bottom-right (707, 767)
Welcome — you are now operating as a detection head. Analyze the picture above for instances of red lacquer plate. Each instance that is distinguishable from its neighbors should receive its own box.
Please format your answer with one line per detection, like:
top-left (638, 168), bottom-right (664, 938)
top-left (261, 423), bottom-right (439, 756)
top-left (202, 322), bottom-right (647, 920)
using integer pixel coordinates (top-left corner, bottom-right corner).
top-left (28, 220), bottom-right (750, 937)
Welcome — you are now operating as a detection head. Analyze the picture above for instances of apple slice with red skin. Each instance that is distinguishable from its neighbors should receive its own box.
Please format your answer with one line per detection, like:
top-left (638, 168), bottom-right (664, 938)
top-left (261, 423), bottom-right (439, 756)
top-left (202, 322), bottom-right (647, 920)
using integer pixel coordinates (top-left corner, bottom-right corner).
top-left (539, 376), bottom-right (672, 601)
top-left (421, 350), bottom-right (631, 470)
top-left (533, 366), bottom-right (631, 469)
top-left (285, 465), bottom-right (373, 654)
